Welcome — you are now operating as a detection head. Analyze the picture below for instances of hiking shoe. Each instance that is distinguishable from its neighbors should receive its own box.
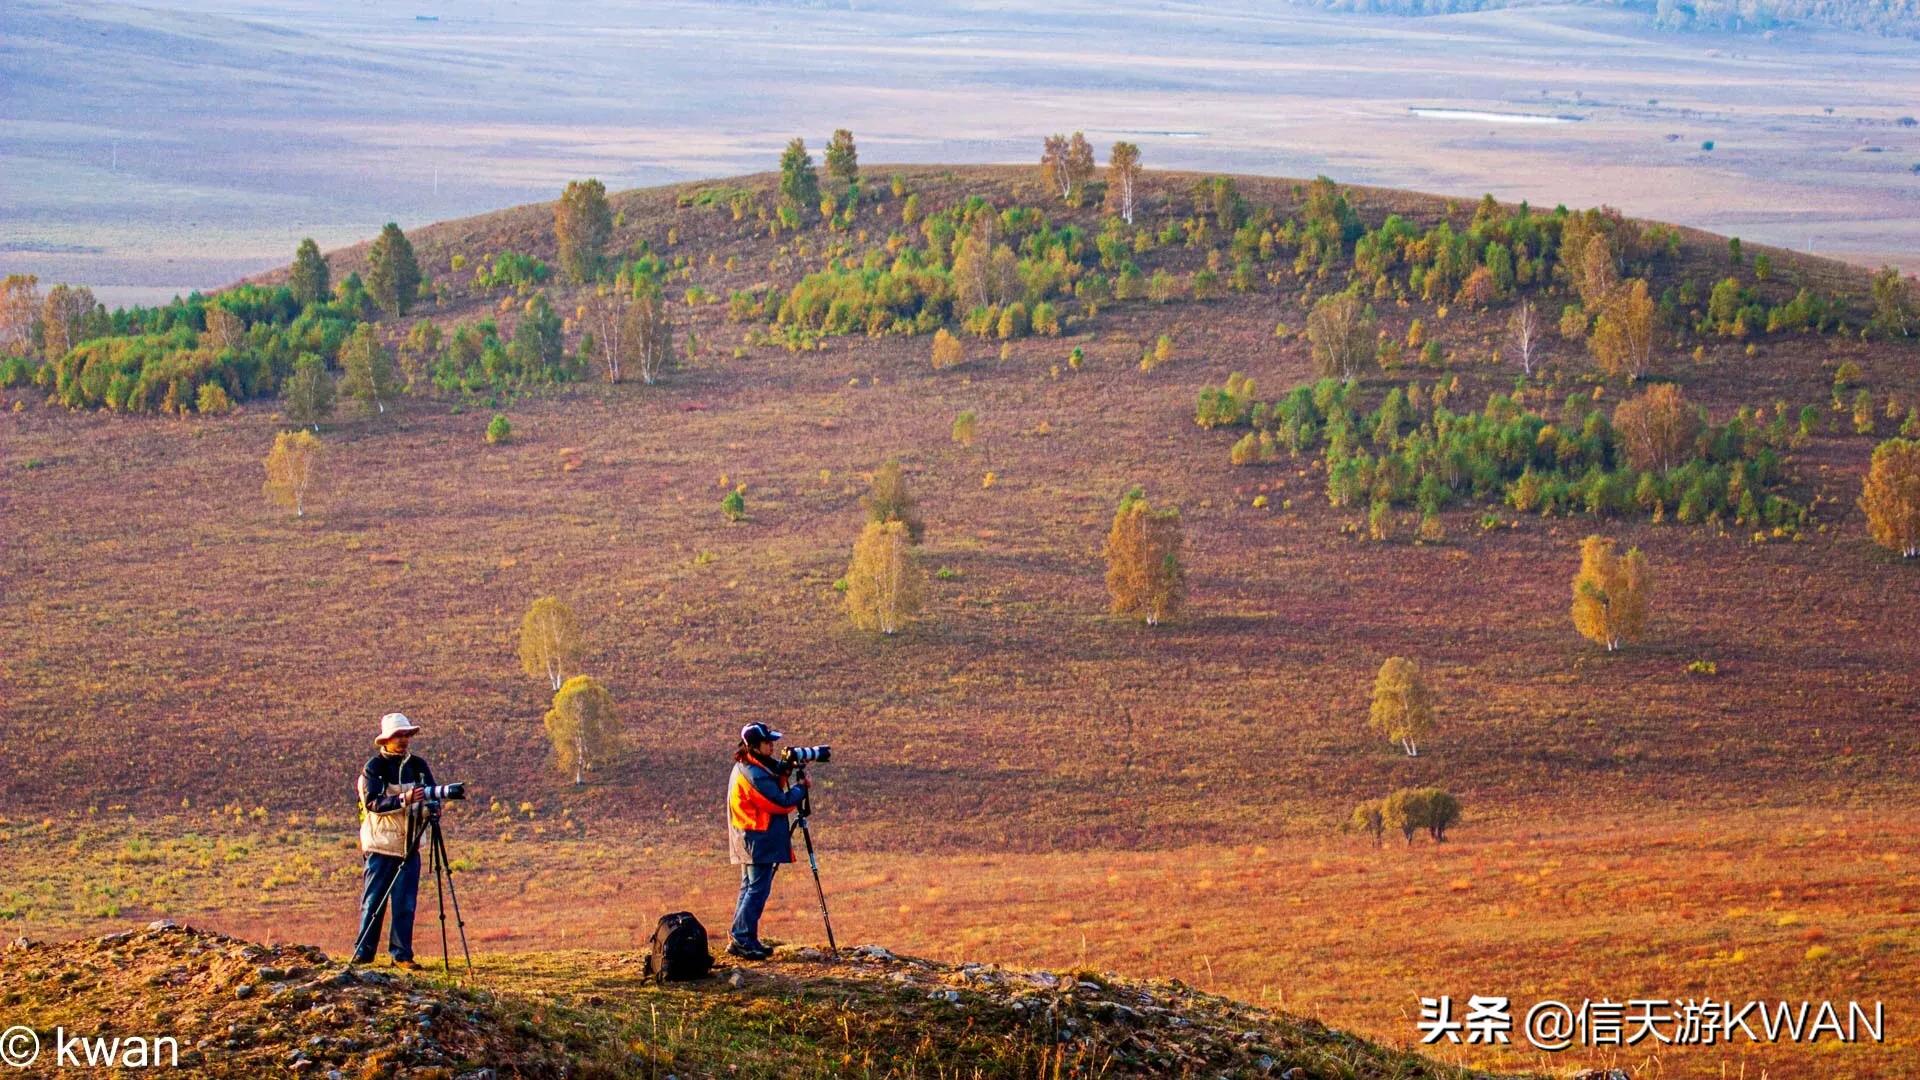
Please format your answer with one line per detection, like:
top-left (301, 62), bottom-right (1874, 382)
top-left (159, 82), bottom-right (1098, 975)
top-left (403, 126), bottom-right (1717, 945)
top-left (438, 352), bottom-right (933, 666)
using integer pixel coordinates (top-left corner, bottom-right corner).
top-left (394, 959), bottom-right (425, 971)
top-left (726, 941), bottom-right (772, 960)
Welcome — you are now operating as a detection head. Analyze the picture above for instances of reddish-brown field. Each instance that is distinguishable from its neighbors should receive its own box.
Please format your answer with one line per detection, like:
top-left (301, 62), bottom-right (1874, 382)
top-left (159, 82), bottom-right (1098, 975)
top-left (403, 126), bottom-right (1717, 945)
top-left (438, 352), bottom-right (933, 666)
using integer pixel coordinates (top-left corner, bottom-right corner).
top-left (2, 166), bottom-right (1916, 1077)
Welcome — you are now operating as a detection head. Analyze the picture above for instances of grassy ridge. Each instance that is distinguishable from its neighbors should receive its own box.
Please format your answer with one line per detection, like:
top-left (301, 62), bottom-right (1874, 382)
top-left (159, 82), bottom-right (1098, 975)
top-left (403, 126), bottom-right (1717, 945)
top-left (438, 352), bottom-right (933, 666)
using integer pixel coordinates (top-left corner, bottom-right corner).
top-left (0, 924), bottom-right (1527, 1078)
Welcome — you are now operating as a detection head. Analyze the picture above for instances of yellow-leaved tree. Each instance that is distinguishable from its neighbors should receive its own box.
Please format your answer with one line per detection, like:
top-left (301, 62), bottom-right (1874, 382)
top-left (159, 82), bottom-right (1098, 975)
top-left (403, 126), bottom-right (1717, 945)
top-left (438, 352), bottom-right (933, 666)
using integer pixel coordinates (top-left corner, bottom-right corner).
top-left (1368, 656), bottom-right (1433, 757)
top-left (1103, 487), bottom-right (1185, 625)
top-left (518, 596), bottom-right (583, 692)
top-left (262, 430), bottom-right (322, 518)
top-left (1571, 535), bottom-right (1652, 651)
top-left (1860, 438), bottom-right (1920, 558)
top-left (543, 675), bottom-right (619, 785)
top-left (1589, 278), bottom-right (1656, 382)
top-left (845, 519), bottom-right (924, 634)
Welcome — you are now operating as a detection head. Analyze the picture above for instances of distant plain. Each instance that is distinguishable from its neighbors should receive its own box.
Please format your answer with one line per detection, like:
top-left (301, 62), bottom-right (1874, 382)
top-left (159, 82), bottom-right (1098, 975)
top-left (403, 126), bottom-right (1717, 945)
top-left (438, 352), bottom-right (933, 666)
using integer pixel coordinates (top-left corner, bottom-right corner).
top-left (5, 0), bottom-right (1920, 303)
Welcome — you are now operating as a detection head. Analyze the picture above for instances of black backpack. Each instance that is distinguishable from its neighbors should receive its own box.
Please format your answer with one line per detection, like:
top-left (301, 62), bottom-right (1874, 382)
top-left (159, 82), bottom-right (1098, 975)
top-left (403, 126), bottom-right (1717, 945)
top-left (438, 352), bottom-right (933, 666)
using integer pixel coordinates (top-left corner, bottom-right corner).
top-left (643, 912), bottom-right (713, 982)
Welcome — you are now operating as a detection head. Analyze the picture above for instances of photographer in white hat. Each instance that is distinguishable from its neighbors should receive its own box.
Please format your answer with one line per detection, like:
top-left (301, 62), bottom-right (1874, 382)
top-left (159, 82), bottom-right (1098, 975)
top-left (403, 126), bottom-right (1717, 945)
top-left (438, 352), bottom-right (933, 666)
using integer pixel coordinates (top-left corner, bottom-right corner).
top-left (351, 712), bottom-right (438, 967)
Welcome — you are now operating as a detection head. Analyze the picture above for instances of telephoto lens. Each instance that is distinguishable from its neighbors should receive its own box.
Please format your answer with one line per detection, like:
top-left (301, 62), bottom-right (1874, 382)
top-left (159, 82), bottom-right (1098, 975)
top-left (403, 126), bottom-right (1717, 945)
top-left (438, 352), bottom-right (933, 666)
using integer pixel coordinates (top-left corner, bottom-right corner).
top-left (421, 782), bottom-right (467, 801)
top-left (783, 745), bottom-right (831, 765)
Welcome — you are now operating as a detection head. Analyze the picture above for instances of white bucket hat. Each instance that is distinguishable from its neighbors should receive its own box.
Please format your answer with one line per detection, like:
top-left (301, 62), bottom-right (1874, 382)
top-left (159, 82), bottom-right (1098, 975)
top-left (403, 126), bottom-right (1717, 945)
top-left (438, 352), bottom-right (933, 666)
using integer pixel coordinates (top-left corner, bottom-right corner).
top-left (375, 712), bottom-right (421, 745)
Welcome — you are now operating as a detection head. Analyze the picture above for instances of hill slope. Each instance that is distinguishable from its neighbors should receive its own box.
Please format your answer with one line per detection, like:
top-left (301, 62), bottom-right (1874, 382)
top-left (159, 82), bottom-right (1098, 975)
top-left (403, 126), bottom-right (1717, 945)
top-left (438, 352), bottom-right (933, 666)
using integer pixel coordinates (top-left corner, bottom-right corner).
top-left (0, 923), bottom-right (1527, 1078)
top-left (4, 165), bottom-right (1916, 1079)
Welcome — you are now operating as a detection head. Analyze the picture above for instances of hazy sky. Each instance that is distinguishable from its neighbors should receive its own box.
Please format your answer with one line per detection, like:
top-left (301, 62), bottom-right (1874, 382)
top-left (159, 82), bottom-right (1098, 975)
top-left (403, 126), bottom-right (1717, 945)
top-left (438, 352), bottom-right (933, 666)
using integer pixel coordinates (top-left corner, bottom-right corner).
top-left (4, 0), bottom-right (1918, 303)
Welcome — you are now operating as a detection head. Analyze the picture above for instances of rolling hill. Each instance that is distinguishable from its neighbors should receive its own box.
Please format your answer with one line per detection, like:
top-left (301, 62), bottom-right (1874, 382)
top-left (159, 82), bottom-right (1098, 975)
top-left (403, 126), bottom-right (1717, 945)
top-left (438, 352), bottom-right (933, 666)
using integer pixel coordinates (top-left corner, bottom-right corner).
top-left (2, 163), bottom-right (1915, 1077)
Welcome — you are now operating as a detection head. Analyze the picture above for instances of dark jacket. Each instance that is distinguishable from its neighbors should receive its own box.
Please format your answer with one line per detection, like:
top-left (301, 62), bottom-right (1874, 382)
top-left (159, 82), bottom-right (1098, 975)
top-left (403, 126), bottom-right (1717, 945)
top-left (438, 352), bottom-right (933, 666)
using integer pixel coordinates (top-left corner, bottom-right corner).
top-left (727, 752), bottom-right (806, 865)
top-left (357, 752), bottom-right (435, 856)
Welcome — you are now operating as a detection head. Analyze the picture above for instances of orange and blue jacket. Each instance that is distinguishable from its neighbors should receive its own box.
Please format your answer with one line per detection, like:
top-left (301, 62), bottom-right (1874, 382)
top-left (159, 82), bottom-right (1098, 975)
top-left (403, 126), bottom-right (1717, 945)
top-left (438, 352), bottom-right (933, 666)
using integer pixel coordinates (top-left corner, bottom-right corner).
top-left (728, 754), bottom-right (806, 865)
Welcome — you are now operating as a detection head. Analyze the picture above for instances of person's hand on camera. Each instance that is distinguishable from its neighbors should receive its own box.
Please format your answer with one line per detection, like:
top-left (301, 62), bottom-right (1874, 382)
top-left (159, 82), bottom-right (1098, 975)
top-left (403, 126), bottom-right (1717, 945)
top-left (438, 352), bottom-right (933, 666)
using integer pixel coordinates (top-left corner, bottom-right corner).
top-left (796, 774), bottom-right (811, 790)
top-left (404, 787), bottom-right (426, 806)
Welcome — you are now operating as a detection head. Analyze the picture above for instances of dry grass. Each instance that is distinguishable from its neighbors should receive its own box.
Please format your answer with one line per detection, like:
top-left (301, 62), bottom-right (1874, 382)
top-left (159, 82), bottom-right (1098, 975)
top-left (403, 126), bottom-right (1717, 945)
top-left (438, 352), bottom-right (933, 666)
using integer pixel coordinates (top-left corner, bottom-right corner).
top-left (3, 165), bottom-right (1917, 1077)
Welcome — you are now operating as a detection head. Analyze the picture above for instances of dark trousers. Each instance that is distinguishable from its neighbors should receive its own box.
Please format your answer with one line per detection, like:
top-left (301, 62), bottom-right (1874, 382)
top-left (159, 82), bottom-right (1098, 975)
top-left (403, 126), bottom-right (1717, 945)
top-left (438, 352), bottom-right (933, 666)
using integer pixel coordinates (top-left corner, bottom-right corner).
top-left (354, 851), bottom-right (420, 962)
top-left (730, 863), bottom-right (778, 946)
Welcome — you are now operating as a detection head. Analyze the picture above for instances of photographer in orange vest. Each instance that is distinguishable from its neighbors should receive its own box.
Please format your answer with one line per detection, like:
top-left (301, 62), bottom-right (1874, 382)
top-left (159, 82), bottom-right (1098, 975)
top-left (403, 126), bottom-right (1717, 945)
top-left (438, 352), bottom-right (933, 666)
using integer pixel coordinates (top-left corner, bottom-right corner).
top-left (725, 723), bottom-right (809, 960)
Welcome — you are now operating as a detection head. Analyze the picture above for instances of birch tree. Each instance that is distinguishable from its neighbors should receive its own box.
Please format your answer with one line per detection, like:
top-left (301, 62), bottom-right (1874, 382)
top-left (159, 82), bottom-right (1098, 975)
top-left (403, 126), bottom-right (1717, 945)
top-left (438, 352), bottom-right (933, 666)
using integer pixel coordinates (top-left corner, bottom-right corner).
top-left (1861, 438), bottom-right (1920, 558)
top-left (1507, 298), bottom-right (1541, 376)
top-left (1105, 142), bottom-right (1142, 225)
top-left (1307, 291), bottom-right (1377, 381)
top-left (1589, 278), bottom-right (1656, 382)
top-left (337, 323), bottom-right (399, 414)
top-left (845, 520), bottom-right (924, 634)
top-left (518, 596), bottom-right (583, 691)
top-left (544, 675), bottom-right (620, 786)
top-left (1571, 535), bottom-right (1652, 651)
top-left (1103, 486), bottom-right (1186, 626)
top-left (262, 430), bottom-right (322, 518)
top-left (1368, 656), bottom-right (1433, 757)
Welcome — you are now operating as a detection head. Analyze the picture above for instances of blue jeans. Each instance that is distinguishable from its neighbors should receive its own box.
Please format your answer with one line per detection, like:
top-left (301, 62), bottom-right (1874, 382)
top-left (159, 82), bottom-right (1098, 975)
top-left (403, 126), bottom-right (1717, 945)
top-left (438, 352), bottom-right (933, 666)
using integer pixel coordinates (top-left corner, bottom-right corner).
top-left (731, 863), bottom-right (778, 946)
top-left (354, 851), bottom-right (420, 962)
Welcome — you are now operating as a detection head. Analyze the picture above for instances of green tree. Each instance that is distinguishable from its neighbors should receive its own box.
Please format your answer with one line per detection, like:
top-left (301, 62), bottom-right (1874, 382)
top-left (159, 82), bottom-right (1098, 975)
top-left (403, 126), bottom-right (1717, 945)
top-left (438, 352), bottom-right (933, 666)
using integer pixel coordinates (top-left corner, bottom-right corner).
top-left (337, 323), bottom-right (398, 414)
top-left (1382, 787), bottom-right (1461, 843)
top-left (825, 128), bottom-right (859, 192)
top-left (1871, 266), bottom-right (1917, 338)
top-left (508, 292), bottom-right (565, 376)
top-left (722, 484), bottom-right (746, 522)
top-left (290, 238), bottom-right (330, 306)
top-left (1346, 800), bottom-right (1385, 846)
top-left (366, 223), bottom-right (421, 317)
top-left (281, 352), bottom-right (335, 430)
top-left (862, 459), bottom-right (925, 543)
top-left (544, 675), bottom-right (620, 785)
top-left (779, 138), bottom-right (820, 215)
top-left (555, 178), bottom-right (614, 284)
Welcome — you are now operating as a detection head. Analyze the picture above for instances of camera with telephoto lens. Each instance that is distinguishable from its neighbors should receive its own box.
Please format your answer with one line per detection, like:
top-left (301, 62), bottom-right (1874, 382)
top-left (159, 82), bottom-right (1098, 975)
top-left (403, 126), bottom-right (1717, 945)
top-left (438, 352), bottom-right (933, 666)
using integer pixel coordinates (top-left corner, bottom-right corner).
top-left (782, 745), bottom-right (831, 766)
top-left (419, 782), bottom-right (467, 801)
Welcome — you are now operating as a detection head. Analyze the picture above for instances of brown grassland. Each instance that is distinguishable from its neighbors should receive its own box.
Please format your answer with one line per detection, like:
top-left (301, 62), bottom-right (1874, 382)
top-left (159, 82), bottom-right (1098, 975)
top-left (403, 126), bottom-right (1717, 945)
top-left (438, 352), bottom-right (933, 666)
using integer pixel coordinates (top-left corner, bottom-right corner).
top-left (2, 166), bottom-right (1917, 1077)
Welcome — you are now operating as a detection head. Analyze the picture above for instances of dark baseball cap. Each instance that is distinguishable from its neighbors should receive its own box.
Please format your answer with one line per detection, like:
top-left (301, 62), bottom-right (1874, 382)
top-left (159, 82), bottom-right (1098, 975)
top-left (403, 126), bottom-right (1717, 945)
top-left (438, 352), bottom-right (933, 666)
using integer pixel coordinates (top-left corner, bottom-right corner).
top-left (740, 723), bottom-right (784, 744)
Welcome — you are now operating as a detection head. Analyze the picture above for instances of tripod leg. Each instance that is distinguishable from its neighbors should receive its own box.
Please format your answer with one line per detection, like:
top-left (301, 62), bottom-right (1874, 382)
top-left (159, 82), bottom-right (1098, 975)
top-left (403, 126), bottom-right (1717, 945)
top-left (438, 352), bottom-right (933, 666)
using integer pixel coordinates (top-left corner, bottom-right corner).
top-left (798, 821), bottom-right (837, 955)
top-left (434, 821), bottom-right (474, 975)
top-left (431, 824), bottom-right (450, 974)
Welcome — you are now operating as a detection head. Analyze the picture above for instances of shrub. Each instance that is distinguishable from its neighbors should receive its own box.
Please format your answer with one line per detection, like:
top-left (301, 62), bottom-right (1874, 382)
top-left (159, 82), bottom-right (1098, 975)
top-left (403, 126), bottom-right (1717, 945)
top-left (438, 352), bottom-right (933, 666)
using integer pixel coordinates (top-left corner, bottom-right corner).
top-left (196, 382), bottom-right (234, 415)
top-left (863, 459), bottom-right (925, 543)
top-left (486, 413), bottom-right (512, 444)
top-left (1030, 301), bottom-right (1061, 336)
top-left (930, 328), bottom-right (965, 370)
top-left (721, 484), bottom-right (746, 521)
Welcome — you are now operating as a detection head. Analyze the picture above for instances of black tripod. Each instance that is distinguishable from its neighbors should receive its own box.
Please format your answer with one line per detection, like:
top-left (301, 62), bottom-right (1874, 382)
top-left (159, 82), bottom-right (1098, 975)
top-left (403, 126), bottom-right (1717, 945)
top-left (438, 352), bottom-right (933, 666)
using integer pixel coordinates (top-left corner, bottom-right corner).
top-left (425, 811), bottom-right (473, 976)
top-left (348, 801), bottom-right (472, 976)
top-left (791, 766), bottom-right (838, 955)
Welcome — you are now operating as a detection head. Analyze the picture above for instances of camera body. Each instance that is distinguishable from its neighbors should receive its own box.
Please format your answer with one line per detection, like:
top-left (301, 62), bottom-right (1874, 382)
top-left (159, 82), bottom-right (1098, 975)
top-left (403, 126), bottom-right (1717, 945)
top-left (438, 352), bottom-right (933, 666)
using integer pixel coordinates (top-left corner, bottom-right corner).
top-left (782, 745), bottom-right (831, 766)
